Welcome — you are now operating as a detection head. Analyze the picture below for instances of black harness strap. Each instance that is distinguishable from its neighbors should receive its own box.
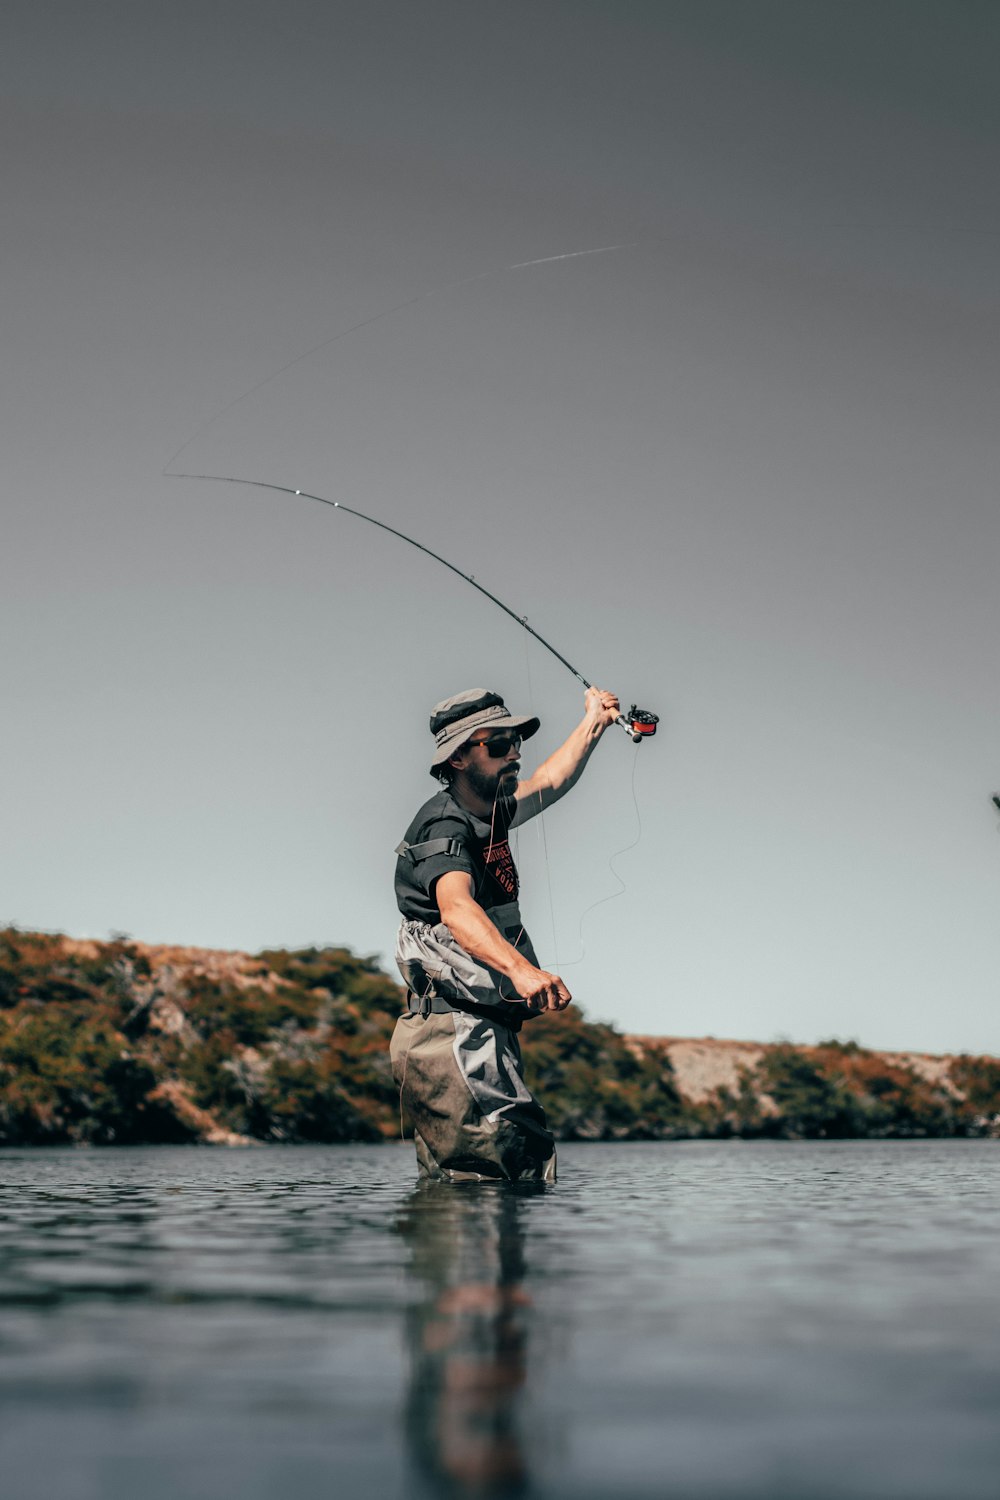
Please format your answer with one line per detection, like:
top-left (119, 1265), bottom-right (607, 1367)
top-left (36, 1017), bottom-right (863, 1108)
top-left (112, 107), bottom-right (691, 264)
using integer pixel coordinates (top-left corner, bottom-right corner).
top-left (395, 836), bottom-right (465, 863)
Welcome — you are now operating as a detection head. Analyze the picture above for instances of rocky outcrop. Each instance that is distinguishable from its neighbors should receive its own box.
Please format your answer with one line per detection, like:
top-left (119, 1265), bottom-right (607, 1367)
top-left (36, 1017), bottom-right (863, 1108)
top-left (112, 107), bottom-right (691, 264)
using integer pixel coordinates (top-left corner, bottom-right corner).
top-left (629, 1036), bottom-right (767, 1104)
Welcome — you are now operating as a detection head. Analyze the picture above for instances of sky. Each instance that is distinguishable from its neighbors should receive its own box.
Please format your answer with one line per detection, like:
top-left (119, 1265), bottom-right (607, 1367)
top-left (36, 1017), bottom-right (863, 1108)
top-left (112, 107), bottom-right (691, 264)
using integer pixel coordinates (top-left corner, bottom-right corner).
top-left (2, 1), bottom-right (998, 1053)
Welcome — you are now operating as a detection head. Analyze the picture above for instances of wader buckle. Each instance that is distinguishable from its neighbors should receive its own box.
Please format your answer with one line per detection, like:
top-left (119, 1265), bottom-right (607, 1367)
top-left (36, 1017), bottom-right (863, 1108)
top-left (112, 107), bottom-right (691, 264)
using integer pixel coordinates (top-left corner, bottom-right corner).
top-left (407, 987), bottom-right (447, 1019)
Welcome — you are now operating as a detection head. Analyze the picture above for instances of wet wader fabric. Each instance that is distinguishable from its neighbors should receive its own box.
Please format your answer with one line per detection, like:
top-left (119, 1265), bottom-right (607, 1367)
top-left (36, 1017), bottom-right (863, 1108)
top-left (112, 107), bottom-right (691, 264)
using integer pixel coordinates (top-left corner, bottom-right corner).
top-left (391, 1010), bottom-right (556, 1183)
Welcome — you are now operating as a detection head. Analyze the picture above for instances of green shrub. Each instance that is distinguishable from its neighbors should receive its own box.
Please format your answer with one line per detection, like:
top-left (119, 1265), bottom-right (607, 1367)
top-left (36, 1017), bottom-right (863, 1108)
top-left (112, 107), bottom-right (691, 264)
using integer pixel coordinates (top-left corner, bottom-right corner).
top-left (523, 1010), bottom-right (686, 1139)
top-left (950, 1055), bottom-right (1000, 1129)
top-left (755, 1045), bottom-right (866, 1138)
top-left (0, 1000), bottom-right (191, 1145)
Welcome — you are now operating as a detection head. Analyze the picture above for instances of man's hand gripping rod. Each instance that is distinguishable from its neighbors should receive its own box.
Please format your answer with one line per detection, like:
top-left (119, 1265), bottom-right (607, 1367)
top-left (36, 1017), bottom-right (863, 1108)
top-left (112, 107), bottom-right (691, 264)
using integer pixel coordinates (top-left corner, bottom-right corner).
top-left (171, 473), bottom-right (659, 741)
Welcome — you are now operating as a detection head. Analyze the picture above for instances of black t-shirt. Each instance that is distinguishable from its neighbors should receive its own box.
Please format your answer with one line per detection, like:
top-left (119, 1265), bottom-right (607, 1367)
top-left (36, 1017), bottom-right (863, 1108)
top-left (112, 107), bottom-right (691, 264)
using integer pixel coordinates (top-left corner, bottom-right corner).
top-left (395, 787), bottom-right (520, 923)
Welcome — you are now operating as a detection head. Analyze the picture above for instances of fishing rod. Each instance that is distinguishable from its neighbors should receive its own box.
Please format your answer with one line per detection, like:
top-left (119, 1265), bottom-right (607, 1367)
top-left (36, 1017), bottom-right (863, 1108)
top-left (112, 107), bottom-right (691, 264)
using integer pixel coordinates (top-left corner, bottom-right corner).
top-left (171, 472), bottom-right (659, 742)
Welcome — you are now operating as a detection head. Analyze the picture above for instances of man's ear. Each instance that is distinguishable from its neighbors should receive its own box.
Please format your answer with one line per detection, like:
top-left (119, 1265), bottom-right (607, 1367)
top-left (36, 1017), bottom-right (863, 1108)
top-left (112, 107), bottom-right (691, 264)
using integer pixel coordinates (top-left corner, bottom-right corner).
top-left (447, 747), bottom-right (468, 775)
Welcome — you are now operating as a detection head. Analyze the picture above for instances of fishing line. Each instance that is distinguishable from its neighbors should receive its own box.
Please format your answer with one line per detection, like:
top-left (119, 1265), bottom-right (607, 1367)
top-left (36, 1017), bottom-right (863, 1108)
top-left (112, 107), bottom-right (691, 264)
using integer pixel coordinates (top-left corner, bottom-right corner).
top-left (521, 635), bottom-right (561, 978)
top-left (515, 636), bottom-right (644, 981)
top-left (163, 241), bottom-right (638, 478)
top-left (165, 223), bottom-right (906, 481)
top-left (517, 642), bottom-right (555, 983)
top-left (556, 745), bottom-right (644, 970)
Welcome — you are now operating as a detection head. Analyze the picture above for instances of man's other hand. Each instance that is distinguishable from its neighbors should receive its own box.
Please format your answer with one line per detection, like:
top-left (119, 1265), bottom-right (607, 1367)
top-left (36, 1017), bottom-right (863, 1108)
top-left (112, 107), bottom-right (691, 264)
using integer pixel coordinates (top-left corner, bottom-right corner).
top-left (513, 964), bottom-right (572, 1012)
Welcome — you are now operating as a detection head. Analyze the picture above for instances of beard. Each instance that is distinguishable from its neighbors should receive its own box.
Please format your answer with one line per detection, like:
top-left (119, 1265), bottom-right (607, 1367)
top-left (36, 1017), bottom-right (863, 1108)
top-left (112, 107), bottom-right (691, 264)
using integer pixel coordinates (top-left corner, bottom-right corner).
top-left (466, 760), bottom-right (518, 807)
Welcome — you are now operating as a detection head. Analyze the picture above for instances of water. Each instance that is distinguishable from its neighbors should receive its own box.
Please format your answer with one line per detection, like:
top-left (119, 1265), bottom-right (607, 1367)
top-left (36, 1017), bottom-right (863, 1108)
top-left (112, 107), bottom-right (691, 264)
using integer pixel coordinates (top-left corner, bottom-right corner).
top-left (1, 1140), bottom-right (998, 1500)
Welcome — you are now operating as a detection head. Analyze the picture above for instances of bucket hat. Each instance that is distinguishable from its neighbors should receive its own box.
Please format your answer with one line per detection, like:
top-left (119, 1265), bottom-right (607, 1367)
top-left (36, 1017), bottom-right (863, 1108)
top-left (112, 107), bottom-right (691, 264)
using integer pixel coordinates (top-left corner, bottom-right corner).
top-left (429, 689), bottom-right (539, 771)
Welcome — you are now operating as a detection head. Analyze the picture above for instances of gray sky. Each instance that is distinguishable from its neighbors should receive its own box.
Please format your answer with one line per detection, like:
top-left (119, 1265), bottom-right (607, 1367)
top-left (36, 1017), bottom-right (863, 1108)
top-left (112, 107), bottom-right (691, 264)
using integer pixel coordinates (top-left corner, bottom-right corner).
top-left (3, 1), bottom-right (998, 1053)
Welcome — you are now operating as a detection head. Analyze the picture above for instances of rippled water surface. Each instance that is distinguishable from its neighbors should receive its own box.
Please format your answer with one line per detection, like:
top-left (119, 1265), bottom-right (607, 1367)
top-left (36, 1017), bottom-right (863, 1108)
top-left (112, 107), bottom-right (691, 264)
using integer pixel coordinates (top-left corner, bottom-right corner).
top-left (1, 1140), bottom-right (998, 1499)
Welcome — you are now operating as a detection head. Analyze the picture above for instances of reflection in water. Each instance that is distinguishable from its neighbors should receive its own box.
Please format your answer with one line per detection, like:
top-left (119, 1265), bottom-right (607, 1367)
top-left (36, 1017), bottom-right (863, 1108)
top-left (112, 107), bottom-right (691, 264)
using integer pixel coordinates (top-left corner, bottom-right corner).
top-left (3, 1143), bottom-right (1000, 1500)
top-left (398, 1183), bottom-right (541, 1497)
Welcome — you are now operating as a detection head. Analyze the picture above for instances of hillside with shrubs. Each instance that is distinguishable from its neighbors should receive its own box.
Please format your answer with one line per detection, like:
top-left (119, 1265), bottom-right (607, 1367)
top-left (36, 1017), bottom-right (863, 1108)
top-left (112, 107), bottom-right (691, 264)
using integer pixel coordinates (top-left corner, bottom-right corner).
top-left (1, 928), bottom-right (998, 1146)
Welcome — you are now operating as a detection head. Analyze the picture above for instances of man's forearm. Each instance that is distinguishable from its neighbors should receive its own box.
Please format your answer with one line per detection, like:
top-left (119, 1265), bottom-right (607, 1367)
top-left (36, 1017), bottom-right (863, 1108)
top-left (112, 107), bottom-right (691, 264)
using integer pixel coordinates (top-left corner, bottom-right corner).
top-left (434, 873), bottom-right (571, 1012)
top-left (438, 893), bottom-right (533, 982)
top-left (541, 714), bottom-right (604, 790)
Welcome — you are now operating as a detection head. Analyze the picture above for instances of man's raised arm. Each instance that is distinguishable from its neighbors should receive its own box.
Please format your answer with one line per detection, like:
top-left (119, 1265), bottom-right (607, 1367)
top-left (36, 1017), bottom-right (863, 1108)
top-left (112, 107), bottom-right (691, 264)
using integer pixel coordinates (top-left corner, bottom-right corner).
top-left (513, 687), bottom-right (620, 824)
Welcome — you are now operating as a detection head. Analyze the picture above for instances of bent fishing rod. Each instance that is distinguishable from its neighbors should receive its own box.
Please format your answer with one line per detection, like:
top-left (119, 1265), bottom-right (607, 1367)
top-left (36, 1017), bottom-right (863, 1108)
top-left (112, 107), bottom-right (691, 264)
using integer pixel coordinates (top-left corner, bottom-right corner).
top-left (170, 473), bottom-right (659, 742)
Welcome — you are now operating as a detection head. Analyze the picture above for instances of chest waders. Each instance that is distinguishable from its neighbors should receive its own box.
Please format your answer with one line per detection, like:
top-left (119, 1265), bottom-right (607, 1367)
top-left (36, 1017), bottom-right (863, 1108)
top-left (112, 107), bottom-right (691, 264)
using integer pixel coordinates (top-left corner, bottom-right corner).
top-left (391, 835), bottom-right (556, 1183)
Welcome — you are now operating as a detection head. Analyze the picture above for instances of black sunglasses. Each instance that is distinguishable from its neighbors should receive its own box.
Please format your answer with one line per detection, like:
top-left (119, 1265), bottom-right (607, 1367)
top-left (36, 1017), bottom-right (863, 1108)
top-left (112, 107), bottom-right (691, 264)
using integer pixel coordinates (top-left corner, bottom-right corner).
top-left (469, 731), bottom-right (522, 758)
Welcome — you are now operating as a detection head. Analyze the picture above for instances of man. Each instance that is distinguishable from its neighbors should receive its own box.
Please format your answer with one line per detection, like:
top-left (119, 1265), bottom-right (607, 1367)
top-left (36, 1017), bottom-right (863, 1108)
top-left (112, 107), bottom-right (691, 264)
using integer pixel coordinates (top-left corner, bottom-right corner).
top-left (391, 684), bottom-right (621, 1182)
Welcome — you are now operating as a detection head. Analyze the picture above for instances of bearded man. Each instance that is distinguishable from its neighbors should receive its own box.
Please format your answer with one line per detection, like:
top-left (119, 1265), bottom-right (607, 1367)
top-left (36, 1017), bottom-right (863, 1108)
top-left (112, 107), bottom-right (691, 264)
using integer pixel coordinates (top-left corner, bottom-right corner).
top-left (391, 685), bottom-right (620, 1182)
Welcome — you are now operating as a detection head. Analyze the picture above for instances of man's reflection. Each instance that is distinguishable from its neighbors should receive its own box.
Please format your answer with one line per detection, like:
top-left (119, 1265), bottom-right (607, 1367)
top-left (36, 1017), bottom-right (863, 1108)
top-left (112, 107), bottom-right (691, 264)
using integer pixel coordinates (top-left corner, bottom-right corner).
top-left (397, 1182), bottom-right (540, 1496)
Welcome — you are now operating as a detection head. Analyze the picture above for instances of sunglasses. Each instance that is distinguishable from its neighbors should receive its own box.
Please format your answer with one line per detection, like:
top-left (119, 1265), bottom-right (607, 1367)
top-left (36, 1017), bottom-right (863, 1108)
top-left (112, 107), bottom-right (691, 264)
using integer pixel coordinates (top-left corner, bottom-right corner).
top-left (469, 731), bottom-right (522, 759)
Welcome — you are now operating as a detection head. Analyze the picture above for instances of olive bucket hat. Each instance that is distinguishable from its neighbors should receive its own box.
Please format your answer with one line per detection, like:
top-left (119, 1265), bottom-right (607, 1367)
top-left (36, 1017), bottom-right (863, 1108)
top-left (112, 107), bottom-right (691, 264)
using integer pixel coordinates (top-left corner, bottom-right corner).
top-left (429, 689), bottom-right (540, 773)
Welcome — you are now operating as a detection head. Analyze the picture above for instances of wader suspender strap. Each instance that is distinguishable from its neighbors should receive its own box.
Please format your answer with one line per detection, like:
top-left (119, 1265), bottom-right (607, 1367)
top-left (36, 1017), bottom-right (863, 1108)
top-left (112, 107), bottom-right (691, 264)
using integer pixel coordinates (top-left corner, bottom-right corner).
top-left (395, 836), bottom-right (465, 862)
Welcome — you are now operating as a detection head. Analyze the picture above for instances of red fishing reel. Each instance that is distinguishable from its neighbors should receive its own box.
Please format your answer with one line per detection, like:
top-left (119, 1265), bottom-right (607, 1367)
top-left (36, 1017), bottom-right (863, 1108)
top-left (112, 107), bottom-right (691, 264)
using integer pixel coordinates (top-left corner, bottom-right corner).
top-left (622, 705), bottom-right (659, 743)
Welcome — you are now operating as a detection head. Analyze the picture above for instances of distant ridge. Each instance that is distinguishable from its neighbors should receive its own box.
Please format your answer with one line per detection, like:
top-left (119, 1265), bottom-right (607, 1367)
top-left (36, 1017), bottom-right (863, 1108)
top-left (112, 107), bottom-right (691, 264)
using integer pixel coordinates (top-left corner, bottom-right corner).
top-left (2, 929), bottom-right (998, 1146)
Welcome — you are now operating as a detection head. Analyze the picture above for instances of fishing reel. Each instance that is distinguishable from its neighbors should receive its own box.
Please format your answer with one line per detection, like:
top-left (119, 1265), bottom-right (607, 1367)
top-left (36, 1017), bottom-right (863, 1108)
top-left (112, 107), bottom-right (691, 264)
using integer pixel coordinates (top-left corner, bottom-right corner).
top-left (620, 705), bottom-right (659, 743)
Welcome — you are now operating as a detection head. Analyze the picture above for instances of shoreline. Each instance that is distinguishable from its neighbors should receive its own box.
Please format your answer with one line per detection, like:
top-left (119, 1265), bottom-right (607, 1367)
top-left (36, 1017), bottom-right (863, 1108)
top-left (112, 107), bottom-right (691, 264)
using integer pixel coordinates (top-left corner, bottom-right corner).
top-left (2, 928), bottom-right (998, 1147)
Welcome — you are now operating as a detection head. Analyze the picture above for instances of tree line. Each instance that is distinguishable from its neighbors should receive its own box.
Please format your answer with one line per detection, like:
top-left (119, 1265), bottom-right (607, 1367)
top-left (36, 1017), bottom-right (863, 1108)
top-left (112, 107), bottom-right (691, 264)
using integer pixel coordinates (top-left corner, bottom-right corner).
top-left (1, 928), bottom-right (998, 1146)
